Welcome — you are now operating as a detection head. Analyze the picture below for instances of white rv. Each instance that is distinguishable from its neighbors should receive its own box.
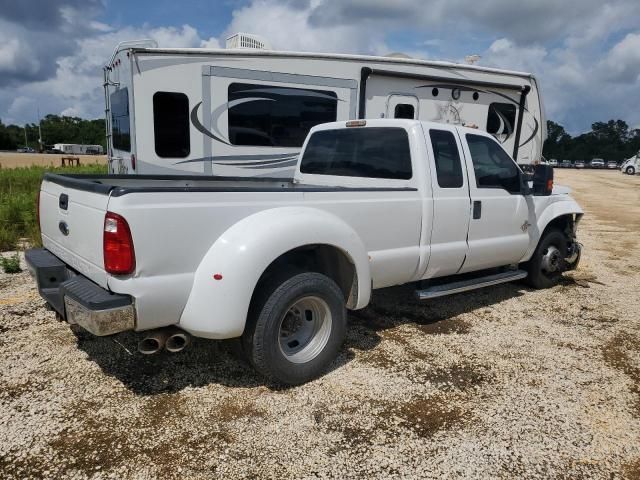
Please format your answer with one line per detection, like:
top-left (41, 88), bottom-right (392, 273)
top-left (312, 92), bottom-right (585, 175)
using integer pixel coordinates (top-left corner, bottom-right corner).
top-left (53, 144), bottom-right (104, 155)
top-left (104, 35), bottom-right (546, 176)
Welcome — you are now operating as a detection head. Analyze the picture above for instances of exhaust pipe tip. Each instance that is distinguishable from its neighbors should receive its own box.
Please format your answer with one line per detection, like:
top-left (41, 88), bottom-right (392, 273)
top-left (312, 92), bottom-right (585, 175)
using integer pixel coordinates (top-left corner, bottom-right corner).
top-left (138, 329), bottom-right (170, 355)
top-left (165, 331), bottom-right (190, 353)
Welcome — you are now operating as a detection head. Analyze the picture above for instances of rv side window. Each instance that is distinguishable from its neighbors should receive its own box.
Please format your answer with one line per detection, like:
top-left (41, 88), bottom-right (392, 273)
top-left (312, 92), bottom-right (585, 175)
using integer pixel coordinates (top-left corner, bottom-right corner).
top-left (153, 92), bottom-right (190, 158)
top-left (227, 83), bottom-right (338, 147)
top-left (486, 103), bottom-right (517, 137)
top-left (430, 129), bottom-right (464, 188)
top-left (300, 127), bottom-right (412, 180)
top-left (110, 88), bottom-right (130, 152)
top-left (394, 104), bottom-right (415, 119)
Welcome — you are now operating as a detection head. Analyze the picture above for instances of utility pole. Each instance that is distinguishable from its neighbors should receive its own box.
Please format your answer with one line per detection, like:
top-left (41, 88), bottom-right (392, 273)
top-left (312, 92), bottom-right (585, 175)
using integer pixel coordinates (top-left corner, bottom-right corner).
top-left (37, 107), bottom-right (43, 152)
top-left (24, 125), bottom-right (28, 149)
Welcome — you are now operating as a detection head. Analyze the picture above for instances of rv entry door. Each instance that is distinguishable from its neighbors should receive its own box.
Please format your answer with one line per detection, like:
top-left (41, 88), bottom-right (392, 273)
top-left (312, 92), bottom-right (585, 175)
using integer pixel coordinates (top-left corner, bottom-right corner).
top-left (387, 94), bottom-right (418, 119)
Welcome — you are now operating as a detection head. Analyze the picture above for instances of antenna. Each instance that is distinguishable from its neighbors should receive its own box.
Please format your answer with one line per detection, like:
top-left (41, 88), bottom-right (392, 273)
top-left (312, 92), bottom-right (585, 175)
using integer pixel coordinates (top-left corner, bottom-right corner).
top-left (464, 54), bottom-right (481, 65)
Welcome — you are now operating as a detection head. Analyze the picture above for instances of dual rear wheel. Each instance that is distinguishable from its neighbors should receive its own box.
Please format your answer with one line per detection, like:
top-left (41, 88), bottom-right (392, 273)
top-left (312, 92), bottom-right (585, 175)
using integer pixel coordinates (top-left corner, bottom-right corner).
top-left (242, 272), bottom-right (347, 385)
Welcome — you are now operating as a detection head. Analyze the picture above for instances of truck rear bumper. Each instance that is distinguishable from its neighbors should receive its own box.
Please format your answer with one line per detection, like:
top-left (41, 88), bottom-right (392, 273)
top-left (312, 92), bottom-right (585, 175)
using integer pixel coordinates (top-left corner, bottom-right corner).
top-left (25, 248), bottom-right (135, 336)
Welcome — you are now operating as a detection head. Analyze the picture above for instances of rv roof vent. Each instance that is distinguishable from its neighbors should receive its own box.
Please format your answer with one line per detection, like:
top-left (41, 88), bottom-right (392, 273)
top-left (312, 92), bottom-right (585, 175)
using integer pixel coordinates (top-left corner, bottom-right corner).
top-left (225, 33), bottom-right (272, 50)
top-left (385, 52), bottom-right (412, 59)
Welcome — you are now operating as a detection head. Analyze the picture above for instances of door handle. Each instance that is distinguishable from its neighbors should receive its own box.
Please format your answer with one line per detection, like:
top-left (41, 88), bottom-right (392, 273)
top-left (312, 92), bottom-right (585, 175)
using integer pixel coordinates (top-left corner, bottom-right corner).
top-left (472, 200), bottom-right (482, 219)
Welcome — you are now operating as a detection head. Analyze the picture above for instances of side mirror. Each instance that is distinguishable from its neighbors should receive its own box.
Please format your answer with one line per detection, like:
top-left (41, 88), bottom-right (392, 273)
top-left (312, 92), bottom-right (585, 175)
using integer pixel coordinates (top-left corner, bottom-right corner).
top-left (532, 164), bottom-right (554, 195)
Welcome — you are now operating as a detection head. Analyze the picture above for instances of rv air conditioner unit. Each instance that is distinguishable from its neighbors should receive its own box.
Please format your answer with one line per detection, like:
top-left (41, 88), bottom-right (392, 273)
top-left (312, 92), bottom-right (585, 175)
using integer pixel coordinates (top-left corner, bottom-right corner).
top-left (225, 33), bottom-right (272, 50)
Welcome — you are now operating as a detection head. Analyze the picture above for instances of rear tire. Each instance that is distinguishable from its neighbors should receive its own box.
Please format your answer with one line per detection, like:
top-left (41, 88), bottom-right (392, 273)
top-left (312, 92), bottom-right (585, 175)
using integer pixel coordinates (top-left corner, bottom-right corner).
top-left (626, 166), bottom-right (635, 175)
top-left (243, 271), bottom-right (347, 385)
top-left (526, 229), bottom-right (568, 289)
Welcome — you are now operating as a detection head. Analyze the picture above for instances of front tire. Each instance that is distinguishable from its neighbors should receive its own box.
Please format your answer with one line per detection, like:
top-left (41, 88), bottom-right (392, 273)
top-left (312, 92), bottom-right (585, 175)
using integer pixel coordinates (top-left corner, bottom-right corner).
top-left (243, 272), bottom-right (347, 385)
top-left (626, 166), bottom-right (635, 175)
top-left (526, 229), bottom-right (568, 289)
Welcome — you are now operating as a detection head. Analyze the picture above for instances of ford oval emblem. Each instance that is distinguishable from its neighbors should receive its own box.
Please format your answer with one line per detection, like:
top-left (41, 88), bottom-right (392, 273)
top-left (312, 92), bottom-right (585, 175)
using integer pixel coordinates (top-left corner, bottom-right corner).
top-left (59, 221), bottom-right (69, 236)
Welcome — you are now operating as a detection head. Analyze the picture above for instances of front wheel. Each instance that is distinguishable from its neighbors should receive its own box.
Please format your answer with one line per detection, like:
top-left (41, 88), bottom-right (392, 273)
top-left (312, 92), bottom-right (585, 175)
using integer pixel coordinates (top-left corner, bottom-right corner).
top-left (525, 229), bottom-right (568, 289)
top-left (243, 272), bottom-right (347, 385)
top-left (626, 166), bottom-right (635, 175)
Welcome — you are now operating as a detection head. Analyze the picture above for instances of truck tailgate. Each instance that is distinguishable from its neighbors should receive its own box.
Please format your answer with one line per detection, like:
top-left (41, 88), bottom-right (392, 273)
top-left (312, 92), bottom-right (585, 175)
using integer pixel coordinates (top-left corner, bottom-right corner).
top-left (40, 178), bottom-right (110, 288)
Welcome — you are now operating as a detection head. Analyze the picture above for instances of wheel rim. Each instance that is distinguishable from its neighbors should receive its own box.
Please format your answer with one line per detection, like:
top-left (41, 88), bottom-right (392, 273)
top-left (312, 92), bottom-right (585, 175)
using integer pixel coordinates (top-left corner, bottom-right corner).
top-left (627, 167), bottom-right (634, 175)
top-left (278, 296), bottom-right (332, 364)
top-left (541, 245), bottom-right (562, 275)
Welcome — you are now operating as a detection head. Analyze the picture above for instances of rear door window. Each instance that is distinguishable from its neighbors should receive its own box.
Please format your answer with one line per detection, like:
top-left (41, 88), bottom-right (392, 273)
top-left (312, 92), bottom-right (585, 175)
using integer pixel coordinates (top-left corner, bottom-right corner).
top-left (430, 129), bottom-right (464, 188)
top-left (300, 127), bottom-right (412, 180)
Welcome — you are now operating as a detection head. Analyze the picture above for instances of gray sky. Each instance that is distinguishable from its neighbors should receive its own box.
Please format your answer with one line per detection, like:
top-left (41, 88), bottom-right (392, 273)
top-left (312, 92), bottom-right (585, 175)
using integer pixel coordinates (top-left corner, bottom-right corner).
top-left (1, 0), bottom-right (639, 134)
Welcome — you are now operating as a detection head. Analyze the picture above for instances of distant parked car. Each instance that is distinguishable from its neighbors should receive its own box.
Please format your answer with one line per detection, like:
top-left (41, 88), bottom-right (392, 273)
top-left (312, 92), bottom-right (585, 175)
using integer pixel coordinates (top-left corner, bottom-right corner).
top-left (561, 160), bottom-right (572, 168)
top-left (575, 160), bottom-right (585, 169)
top-left (46, 148), bottom-right (63, 154)
top-left (621, 153), bottom-right (640, 175)
top-left (606, 161), bottom-right (618, 169)
top-left (591, 158), bottom-right (605, 169)
top-left (548, 159), bottom-right (558, 167)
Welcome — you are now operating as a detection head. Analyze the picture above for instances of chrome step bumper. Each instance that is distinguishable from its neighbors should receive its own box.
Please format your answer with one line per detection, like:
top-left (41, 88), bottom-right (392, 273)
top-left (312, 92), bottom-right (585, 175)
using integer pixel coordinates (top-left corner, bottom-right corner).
top-left (416, 269), bottom-right (528, 300)
top-left (25, 248), bottom-right (135, 336)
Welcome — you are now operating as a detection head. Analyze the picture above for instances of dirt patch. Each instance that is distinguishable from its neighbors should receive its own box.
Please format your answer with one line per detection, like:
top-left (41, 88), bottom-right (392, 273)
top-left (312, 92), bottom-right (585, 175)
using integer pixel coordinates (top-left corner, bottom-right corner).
top-left (0, 152), bottom-right (107, 169)
top-left (417, 318), bottom-right (471, 335)
top-left (623, 458), bottom-right (640, 480)
top-left (393, 393), bottom-right (468, 438)
top-left (320, 393), bottom-right (469, 447)
top-left (602, 332), bottom-right (640, 415)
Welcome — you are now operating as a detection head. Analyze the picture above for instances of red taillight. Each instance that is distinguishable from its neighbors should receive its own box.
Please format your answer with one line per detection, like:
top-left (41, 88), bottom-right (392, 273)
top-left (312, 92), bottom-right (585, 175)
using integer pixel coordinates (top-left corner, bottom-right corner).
top-left (103, 212), bottom-right (135, 275)
top-left (131, 154), bottom-right (136, 171)
top-left (35, 189), bottom-right (41, 233)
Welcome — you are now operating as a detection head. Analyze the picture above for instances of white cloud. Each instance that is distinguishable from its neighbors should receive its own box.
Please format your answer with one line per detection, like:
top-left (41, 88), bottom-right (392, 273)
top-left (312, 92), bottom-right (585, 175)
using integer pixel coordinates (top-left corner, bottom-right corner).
top-left (599, 33), bottom-right (640, 83)
top-left (225, 0), bottom-right (390, 54)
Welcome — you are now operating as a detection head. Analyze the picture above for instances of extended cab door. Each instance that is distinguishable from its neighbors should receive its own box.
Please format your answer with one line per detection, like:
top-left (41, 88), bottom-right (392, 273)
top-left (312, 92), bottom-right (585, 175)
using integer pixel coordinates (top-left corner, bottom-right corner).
top-left (457, 131), bottom-right (530, 273)
top-left (421, 125), bottom-right (471, 278)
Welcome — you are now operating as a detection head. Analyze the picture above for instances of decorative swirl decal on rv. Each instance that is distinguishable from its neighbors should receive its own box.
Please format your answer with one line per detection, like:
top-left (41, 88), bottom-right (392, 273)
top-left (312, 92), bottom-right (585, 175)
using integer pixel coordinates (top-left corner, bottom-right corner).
top-left (230, 87), bottom-right (344, 102)
top-left (414, 83), bottom-right (538, 148)
top-left (173, 152), bottom-right (300, 166)
top-left (190, 102), bottom-right (231, 145)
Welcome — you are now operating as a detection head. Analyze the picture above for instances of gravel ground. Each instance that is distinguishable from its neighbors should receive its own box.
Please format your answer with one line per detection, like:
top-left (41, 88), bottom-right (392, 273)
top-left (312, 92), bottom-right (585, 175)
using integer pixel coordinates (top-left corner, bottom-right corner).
top-left (1, 169), bottom-right (640, 479)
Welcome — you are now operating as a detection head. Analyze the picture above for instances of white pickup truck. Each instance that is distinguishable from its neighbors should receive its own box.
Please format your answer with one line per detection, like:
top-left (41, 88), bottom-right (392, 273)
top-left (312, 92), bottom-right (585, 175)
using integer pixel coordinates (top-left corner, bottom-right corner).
top-left (27, 119), bottom-right (582, 384)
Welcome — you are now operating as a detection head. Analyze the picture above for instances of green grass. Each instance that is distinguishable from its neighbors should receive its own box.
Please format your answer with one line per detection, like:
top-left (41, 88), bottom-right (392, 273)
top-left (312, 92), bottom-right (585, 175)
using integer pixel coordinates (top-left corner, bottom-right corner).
top-left (0, 253), bottom-right (21, 273)
top-left (0, 164), bottom-right (107, 251)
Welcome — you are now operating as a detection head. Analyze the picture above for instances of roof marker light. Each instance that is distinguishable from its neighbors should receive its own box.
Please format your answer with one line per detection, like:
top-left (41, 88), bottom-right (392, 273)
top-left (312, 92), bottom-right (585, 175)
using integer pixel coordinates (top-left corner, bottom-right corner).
top-left (346, 120), bottom-right (366, 127)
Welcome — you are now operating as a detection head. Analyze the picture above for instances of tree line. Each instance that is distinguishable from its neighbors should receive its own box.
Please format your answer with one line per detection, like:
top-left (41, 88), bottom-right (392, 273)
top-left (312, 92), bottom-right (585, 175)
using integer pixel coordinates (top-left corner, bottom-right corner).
top-left (0, 115), bottom-right (105, 151)
top-left (1, 113), bottom-right (639, 161)
top-left (543, 119), bottom-right (640, 162)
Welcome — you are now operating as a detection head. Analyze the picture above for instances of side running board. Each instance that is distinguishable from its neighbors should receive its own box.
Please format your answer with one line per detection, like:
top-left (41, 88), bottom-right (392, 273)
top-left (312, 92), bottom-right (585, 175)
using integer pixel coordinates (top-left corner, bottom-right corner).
top-left (415, 269), bottom-right (528, 300)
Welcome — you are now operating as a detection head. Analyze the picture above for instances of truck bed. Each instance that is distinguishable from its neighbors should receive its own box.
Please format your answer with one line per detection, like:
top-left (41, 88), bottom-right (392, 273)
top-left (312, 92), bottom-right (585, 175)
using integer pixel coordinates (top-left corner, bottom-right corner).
top-left (44, 173), bottom-right (415, 196)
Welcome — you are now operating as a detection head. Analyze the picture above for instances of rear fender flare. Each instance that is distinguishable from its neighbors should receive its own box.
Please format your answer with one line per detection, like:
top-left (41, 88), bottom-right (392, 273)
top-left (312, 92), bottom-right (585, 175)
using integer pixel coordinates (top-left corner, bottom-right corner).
top-left (178, 207), bottom-right (371, 339)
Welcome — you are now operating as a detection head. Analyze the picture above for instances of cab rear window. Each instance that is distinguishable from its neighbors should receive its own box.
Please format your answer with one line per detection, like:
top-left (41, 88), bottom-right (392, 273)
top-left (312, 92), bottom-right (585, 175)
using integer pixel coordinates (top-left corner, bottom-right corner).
top-left (300, 127), bottom-right (412, 180)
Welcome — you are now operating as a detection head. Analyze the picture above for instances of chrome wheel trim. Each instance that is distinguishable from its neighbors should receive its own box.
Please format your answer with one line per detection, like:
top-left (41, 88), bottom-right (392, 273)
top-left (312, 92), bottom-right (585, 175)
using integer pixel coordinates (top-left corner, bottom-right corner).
top-left (541, 245), bottom-right (562, 274)
top-left (278, 296), bottom-right (332, 364)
